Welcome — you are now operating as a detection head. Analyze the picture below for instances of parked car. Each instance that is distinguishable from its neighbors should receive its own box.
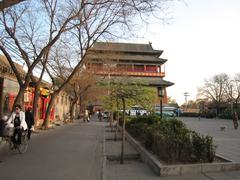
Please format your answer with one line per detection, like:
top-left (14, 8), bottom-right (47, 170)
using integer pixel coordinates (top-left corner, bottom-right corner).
top-left (102, 111), bottom-right (110, 119)
top-left (126, 106), bottom-right (149, 116)
top-left (155, 110), bottom-right (176, 117)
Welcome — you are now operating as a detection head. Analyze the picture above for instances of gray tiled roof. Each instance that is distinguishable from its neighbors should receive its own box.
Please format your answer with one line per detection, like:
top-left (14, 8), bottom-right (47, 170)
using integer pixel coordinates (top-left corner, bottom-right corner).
top-left (98, 76), bottom-right (174, 87)
top-left (90, 42), bottom-right (163, 55)
top-left (85, 53), bottom-right (166, 64)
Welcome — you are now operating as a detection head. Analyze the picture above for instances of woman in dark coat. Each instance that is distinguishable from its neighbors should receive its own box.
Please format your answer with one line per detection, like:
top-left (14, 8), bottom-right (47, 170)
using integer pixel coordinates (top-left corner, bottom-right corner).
top-left (233, 111), bottom-right (239, 130)
top-left (25, 107), bottom-right (35, 139)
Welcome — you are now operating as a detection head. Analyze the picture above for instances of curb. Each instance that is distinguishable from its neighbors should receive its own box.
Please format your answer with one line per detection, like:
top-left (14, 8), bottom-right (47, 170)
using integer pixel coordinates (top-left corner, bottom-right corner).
top-left (106, 154), bottom-right (140, 161)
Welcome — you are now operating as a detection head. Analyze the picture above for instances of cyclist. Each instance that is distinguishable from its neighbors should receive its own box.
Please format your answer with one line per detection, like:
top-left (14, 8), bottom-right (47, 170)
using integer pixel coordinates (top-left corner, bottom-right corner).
top-left (7, 105), bottom-right (28, 145)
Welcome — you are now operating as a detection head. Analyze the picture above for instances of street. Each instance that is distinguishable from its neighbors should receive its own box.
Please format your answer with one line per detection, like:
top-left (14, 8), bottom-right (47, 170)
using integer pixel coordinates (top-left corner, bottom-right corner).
top-left (0, 119), bottom-right (104, 180)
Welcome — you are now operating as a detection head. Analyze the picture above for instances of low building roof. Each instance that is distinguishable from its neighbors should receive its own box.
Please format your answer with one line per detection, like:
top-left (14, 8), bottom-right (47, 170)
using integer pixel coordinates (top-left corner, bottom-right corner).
top-left (0, 55), bottom-right (51, 87)
top-left (97, 76), bottom-right (174, 87)
top-left (0, 55), bottom-right (25, 77)
top-left (89, 42), bottom-right (163, 55)
top-left (85, 53), bottom-right (167, 64)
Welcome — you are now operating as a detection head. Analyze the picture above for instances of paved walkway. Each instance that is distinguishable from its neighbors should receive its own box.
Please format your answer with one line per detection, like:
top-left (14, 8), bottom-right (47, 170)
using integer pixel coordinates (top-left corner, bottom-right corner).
top-left (178, 117), bottom-right (240, 162)
top-left (0, 117), bottom-right (104, 180)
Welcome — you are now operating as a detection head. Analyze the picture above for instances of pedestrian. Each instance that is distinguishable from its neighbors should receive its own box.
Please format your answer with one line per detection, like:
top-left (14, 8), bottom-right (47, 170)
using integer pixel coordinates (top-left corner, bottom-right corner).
top-left (7, 105), bottom-right (27, 145)
top-left (198, 110), bottom-right (201, 121)
top-left (84, 109), bottom-right (89, 122)
top-left (233, 111), bottom-right (238, 129)
top-left (25, 107), bottom-right (35, 139)
top-left (176, 108), bottom-right (181, 117)
top-left (64, 113), bottom-right (69, 123)
top-left (98, 110), bottom-right (103, 121)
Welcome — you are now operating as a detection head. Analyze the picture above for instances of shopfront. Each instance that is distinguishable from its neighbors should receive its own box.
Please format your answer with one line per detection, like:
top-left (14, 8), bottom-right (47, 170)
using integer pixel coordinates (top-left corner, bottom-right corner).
top-left (2, 78), bottom-right (19, 116)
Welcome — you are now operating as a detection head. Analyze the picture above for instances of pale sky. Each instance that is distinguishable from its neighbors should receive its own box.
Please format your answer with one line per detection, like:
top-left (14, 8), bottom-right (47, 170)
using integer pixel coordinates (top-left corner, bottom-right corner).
top-left (133, 0), bottom-right (240, 105)
top-left (2, 0), bottom-right (240, 105)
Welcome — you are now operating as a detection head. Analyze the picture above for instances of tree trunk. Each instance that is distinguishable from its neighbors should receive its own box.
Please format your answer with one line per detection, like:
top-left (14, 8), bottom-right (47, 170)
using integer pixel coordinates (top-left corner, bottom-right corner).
top-left (114, 100), bottom-right (119, 141)
top-left (79, 95), bottom-right (83, 114)
top-left (110, 111), bottom-right (114, 131)
top-left (234, 99), bottom-right (238, 111)
top-left (32, 84), bottom-right (40, 124)
top-left (120, 98), bottom-right (125, 164)
top-left (216, 103), bottom-right (220, 117)
top-left (69, 98), bottom-right (78, 122)
top-left (32, 56), bottom-right (47, 124)
top-left (109, 98), bottom-right (113, 129)
top-left (42, 92), bottom-right (57, 129)
top-left (0, 0), bottom-right (25, 11)
top-left (77, 98), bottom-right (81, 118)
top-left (13, 84), bottom-right (25, 111)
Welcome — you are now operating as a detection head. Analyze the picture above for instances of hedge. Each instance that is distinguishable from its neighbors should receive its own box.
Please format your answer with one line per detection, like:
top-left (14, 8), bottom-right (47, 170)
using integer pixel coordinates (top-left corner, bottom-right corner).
top-left (180, 112), bottom-right (216, 118)
top-left (126, 116), bottom-right (216, 164)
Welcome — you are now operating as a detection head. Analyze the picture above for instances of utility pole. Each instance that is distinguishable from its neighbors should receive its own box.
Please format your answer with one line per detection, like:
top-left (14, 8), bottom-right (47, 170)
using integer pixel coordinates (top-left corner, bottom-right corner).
top-left (184, 92), bottom-right (190, 111)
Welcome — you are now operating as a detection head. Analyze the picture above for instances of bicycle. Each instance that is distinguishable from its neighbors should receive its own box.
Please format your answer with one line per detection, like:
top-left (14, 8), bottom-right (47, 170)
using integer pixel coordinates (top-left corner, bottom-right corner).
top-left (0, 127), bottom-right (28, 154)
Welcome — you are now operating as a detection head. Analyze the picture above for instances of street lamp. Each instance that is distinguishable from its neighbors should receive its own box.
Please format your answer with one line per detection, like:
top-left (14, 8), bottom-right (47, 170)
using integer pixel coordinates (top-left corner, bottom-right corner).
top-left (157, 87), bottom-right (165, 119)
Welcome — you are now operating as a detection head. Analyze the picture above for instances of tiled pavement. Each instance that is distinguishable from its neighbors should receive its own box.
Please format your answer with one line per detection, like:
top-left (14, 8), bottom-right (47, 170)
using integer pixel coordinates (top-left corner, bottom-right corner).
top-left (178, 117), bottom-right (240, 162)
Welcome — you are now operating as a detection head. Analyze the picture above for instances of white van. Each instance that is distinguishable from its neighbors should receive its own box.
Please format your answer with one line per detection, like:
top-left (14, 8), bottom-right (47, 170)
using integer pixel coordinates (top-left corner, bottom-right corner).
top-left (127, 106), bottom-right (148, 116)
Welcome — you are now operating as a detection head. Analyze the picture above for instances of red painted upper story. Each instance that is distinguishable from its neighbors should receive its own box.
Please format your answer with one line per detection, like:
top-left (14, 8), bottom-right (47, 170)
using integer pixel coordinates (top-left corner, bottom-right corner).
top-left (87, 63), bottom-right (165, 77)
top-left (84, 42), bottom-right (167, 78)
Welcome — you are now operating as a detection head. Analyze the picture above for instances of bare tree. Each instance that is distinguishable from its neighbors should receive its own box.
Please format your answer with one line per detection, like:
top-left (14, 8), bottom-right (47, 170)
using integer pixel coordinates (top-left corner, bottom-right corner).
top-left (42, 0), bottom-right (173, 128)
top-left (0, 0), bottom-right (86, 109)
top-left (66, 70), bottom-right (97, 121)
top-left (198, 73), bottom-right (230, 116)
top-left (0, 0), bottom-right (26, 11)
top-left (225, 73), bottom-right (240, 111)
top-left (109, 79), bottom-right (151, 164)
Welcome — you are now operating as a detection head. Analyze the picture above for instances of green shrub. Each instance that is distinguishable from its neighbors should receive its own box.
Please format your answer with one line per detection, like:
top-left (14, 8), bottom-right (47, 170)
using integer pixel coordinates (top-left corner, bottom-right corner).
top-left (128, 115), bottom-right (160, 126)
top-left (219, 108), bottom-right (240, 120)
top-left (180, 112), bottom-right (199, 117)
top-left (218, 108), bottom-right (233, 119)
top-left (180, 111), bottom-right (217, 118)
top-left (205, 111), bottom-right (216, 118)
top-left (191, 132), bottom-right (215, 162)
top-left (126, 116), bottom-right (216, 164)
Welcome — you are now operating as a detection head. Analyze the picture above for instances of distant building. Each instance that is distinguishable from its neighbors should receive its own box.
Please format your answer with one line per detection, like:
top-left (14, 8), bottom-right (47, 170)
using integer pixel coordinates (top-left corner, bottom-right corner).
top-left (83, 42), bottom-right (174, 109)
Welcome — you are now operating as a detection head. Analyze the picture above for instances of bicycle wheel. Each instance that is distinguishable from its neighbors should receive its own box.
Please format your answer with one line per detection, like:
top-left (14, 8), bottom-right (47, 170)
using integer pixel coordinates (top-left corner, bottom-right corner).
top-left (8, 140), bottom-right (14, 150)
top-left (0, 136), bottom-right (3, 145)
top-left (18, 134), bottom-right (28, 154)
top-left (5, 137), bottom-right (15, 154)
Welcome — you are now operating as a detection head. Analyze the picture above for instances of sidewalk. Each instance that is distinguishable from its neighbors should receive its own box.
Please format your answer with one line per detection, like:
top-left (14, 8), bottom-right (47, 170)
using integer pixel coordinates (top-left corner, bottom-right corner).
top-left (104, 120), bottom-right (240, 180)
top-left (0, 117), bottom-right (103, 180)
top-left (0, 119), bottom-right (76, 155)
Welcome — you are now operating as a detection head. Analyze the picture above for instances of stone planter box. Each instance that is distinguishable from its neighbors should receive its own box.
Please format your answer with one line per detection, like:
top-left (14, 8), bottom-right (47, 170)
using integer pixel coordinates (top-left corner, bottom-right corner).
top-left (124, 128), bottom-right (240, 176)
